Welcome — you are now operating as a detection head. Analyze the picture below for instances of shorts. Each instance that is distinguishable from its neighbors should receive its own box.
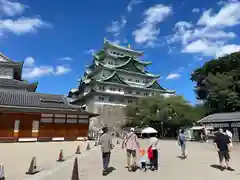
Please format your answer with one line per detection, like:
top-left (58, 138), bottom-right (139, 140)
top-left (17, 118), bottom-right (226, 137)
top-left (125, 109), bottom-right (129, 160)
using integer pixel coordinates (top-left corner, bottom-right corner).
top-left (127, 149), bottom-right (136, 157)
top-left (218, 150), bottom-right (230, 162)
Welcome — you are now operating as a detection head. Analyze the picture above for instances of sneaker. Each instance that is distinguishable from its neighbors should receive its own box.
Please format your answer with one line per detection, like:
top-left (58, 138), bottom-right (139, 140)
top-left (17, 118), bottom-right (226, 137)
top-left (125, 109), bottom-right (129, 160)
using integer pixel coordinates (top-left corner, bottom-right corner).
top-left (102, 170), bottom-right (107, 176)
top-left (220, 166), bottom-right (225, 171)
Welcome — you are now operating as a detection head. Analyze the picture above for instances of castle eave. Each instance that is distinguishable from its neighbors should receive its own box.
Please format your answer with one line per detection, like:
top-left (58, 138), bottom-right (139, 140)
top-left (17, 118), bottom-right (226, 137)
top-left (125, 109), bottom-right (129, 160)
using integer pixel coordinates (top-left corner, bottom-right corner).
top-left (104, 39), bottom-right (143, 56)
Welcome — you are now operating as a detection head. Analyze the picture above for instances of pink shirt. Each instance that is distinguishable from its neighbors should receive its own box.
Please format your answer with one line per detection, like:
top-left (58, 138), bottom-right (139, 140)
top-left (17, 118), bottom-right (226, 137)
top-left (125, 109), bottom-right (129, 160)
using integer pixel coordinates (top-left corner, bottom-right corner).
top-left (123, 132), bottom-right (139, 150)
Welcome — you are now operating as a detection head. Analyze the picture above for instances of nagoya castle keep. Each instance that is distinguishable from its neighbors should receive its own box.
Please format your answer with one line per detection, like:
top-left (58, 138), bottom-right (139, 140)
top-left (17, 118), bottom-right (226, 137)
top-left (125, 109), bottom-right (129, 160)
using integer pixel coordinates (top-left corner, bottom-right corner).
top-left (68, 39), bottom-right (175, 131)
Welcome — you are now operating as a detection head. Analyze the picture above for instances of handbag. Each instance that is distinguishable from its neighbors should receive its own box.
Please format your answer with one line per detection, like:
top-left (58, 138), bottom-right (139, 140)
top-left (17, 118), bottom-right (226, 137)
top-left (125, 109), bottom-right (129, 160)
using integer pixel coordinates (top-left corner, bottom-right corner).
top-left (148, 146), bottom-right (153, 160)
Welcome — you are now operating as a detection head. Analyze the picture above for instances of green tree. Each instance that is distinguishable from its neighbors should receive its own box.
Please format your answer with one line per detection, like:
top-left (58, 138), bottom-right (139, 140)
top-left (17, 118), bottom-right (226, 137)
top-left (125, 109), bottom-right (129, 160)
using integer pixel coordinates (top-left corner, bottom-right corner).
top-left (191, 51), bottom-right (240, 114)
top-left (124, 95), bottom-right (203, 128)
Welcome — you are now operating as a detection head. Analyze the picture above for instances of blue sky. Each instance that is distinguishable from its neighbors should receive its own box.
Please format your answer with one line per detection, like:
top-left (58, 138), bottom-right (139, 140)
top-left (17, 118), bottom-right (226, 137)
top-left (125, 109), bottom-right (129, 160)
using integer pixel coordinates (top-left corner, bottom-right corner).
top-left (0, 0), bottom-right (240, 104)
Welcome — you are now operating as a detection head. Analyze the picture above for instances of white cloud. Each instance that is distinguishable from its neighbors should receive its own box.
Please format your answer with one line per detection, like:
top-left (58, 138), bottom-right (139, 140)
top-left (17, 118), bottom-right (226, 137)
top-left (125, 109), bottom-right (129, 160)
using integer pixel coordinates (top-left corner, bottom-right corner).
top-left (197, 2), bottom-right (240, 28)
top-left (182, 39), bottom-right (240, 57)
top-left (23, 66), bottom-right (54, 79)
top-left (192, 8), bottom-right (200, 13)
top-left (55, 65), bottom-right (71, 75)
top-left (133, 4), bottom-right (172, 46)
top-left (127, 0), bottom-right (142, 12)
top-left (168, 2), bottom-right (240, 57)
top-left (216, 44), bottom-right (240, 57)
top-left (0, 0), bottom-right (26, 17)
top-left (0, 17), bottom-right (50, 35)
top-left (182, 39), bottom-right (219, 56)
top-left (22, 57), bottom-right (71, 79)
top-left (59, 57), bottom-right (73, 61)
top-left (24, 56), bottom-right (35, 67)
top-left (166, 73), bottom-right (181, 80)
top-left (106, 16), bottom-right (127, 37)
top-left (84, 49), bottom-right (95, 55)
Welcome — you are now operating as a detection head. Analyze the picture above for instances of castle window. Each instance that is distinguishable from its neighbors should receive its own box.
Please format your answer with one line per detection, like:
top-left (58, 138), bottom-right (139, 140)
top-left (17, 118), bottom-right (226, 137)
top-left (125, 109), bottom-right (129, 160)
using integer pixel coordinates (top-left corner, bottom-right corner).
top-left (128, 100), bottom-right (133, 104)
top-left (110, 87), bottom-right (116, 91)
top-left (152, 92), bottom-right (155, 96)
top-left (136, 79), bottom-right (140, 83)
top-left (99, 86), bottom-right (105, 90)
top-left (144, 92), bottom-right (149, 96)
top-left (128, 79), bottom-right (132, 81)
top-left (128, 90), bottom-right (132, 94)
top-left (118, 88), bottom-right (121, 92)
top-left (98, 96), bottom-right (104, 101)
top-left (109, 97), bottom-right (114, 102)
top-left (136, 91), bottom-right (140, 95)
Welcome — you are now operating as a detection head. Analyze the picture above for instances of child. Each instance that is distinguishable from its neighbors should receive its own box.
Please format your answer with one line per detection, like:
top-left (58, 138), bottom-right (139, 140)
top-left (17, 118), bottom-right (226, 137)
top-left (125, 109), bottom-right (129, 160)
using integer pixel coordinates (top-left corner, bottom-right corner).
top-left (139, 148), bottom-right (148, 171)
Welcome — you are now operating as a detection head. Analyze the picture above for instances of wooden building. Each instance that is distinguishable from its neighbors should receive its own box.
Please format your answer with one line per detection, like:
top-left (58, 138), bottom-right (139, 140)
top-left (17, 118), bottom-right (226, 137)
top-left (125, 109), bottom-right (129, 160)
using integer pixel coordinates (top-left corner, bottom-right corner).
top-left (0, 53), bottom-right (98, 142)
top-left (198, 112), bottom-right (240, 142)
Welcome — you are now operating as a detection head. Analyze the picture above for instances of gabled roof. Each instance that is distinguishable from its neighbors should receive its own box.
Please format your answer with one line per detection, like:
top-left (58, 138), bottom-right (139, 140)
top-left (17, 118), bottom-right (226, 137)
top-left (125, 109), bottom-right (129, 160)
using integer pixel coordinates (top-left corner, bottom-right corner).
top-left (118, 56), bottom-right (151, 66)
top-left (145, 79), bottom-right (175, 93)
top-left (89, 58), bottom-right (160, 78)
top-left (104, 39), bottom-right (144, 56)
top-left (0, 89), bottom-right (98, 117)
top-left (0, 53), bottom-right (23, 66)
top-left (0, 53), bottom-right (24, 81)
top-left (0, 78), bottom-right (38, 92)
top-left (101, 71), bottom-right (128, 85)
top-left (198, 112), bottom-right (240, 123)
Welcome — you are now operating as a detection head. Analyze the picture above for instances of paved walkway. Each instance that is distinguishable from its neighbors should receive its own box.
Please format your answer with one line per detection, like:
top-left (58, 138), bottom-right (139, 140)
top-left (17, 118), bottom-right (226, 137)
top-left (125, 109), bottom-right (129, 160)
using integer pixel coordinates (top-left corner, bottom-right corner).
top-left (22, 140), bottom-right (240, 180)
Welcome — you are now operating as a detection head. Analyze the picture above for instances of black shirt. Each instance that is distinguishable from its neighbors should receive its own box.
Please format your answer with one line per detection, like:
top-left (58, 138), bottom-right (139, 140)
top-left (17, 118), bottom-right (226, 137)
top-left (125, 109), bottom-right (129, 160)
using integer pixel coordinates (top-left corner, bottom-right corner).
top-left (214, 133), bottom-right (230, 151)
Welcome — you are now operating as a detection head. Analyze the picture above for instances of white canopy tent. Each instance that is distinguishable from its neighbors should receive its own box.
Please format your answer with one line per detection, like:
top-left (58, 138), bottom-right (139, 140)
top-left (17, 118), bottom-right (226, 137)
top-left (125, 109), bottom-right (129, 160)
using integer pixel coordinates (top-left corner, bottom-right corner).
top-left (141, 127), bottom-right (158, 134)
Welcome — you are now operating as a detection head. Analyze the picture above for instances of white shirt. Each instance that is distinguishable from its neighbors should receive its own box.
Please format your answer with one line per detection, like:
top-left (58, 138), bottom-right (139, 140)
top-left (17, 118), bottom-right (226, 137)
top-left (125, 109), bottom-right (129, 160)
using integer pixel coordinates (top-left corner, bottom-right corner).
top-left (149, 137), bottom-right (159, 150)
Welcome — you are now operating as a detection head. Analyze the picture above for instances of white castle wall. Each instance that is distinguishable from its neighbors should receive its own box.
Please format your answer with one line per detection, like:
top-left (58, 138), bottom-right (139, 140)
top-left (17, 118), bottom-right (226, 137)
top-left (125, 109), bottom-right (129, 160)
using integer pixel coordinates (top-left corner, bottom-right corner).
top-left (0, 67), bottom-right (13, 79)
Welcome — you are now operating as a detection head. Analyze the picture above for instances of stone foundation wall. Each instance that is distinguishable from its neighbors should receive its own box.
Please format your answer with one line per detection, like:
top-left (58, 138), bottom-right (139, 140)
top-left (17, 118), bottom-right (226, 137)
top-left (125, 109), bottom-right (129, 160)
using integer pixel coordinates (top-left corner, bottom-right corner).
top-left (88, 103), bottom-right (127, 132)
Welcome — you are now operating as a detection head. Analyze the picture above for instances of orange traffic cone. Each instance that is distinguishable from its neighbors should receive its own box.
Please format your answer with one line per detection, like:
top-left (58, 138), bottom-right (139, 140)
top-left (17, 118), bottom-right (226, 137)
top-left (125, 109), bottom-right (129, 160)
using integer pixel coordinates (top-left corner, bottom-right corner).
top-left (75, 145), bottom-right (81, 154)
top-left (86, 143), bottom-right (90, 150)
top-left (26, 157), bottom-right (39, 175)
top-left (57, 149), bottom-right (65, 162)
top-left (0, 164), bottom-right (5, 180)
top-left (71, 157), bottom-right (79, 180)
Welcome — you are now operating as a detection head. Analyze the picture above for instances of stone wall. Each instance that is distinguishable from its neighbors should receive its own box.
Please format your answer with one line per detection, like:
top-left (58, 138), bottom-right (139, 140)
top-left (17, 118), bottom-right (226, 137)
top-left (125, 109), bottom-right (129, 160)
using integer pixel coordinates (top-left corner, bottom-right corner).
top-left (88, 102), bottom-right (127, 132)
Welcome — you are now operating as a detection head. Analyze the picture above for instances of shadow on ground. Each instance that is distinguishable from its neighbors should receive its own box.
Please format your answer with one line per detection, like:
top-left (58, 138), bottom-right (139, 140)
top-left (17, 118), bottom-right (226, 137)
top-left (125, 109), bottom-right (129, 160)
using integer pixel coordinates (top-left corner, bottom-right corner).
top-left (210, 164), bottom-right (223, 170)
top-left (103, 167), bottom-right (116, 176)
top-left (177, 156), bottom-right (187, 160)
top-left (210, 164), bottom-right (235, 172)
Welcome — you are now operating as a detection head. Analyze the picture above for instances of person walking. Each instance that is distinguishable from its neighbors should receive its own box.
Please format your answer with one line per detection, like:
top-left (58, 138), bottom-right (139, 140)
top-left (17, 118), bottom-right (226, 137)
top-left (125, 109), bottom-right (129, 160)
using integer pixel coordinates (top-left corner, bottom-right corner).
top-left (98, 127), bottom-right (114, 175)
top-left (178, 129), bottom-right (187, 159)
top-left (214, 129), bottom-right (234, 171)
top-left (148, 133), bottom-right (159, 171)
top-left (122, 128), bottom-right (140, 172)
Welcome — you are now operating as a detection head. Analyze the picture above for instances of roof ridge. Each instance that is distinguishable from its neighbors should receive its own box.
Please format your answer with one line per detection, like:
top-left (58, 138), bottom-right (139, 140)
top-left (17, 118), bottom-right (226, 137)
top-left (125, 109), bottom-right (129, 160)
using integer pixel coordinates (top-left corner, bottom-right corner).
top-left (0, 53), bottom-right (13, 62)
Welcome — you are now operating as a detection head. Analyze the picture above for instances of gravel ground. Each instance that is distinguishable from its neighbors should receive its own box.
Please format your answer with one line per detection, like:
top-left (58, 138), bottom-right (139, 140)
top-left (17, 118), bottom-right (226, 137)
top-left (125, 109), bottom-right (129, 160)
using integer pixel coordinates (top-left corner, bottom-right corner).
top-left (14, 139), bottom-right (240, 180)
top-left (0, 141), bottom-right (95, 180)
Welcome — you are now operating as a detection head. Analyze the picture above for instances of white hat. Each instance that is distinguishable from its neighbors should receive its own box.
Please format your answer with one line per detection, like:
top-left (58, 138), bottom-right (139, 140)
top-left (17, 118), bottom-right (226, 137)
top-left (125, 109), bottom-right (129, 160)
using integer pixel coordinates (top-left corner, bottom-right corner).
top-left (130, 128), bottom-right (135, 132)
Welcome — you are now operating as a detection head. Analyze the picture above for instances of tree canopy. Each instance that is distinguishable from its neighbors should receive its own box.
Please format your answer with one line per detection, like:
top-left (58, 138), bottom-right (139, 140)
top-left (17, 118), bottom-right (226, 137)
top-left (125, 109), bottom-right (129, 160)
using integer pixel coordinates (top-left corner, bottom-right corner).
top-left (191, 51), bottom-right (240, 114)
top-left (124, 95), bottom-right (205, 128)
